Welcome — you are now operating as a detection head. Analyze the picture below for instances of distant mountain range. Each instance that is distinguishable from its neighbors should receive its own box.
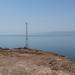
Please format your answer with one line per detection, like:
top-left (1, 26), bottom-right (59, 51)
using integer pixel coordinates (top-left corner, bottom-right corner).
top-left (31, 31), bottom-right (75, 36)
top-left (0, 31), bottom-right (75, 36)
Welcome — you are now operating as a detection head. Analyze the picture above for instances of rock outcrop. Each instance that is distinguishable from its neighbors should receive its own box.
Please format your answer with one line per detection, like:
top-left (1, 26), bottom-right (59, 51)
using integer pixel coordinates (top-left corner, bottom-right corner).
top-left (0, 48), bottom-right (74, 75)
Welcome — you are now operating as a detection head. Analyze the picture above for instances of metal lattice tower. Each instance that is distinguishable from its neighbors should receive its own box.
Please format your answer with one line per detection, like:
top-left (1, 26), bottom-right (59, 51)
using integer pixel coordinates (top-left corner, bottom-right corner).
top-left (25, 22), bottom-right (28, 48)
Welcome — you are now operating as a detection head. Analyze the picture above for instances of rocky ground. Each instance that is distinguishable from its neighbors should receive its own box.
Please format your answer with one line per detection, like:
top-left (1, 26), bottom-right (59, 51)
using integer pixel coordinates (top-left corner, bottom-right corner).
top-left (0, 48), bottom-right (74, 75)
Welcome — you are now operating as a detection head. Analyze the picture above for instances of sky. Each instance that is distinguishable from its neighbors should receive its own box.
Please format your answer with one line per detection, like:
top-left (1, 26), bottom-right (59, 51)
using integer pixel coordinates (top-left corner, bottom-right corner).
top-left (0, 0), bottom-right (75, 34)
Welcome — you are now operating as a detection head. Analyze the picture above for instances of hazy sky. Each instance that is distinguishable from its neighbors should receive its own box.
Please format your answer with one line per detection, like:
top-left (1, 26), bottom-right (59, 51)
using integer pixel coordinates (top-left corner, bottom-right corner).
top-left (0, 0), bottom-right (75, 34)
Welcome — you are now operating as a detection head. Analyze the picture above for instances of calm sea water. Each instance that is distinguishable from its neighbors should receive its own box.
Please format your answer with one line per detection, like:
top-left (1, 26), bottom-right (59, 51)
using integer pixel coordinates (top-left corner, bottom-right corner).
top-left (0, 35), bottom-right (75, 60)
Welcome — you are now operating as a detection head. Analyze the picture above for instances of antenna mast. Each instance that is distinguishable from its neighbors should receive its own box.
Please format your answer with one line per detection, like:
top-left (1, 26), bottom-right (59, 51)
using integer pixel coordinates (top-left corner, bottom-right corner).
top-left (25, 22), bottom-right (28, 48)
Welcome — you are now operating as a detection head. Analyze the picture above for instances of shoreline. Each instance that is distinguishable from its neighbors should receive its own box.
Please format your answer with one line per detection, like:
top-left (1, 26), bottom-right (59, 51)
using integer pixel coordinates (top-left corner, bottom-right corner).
top-left (0, 48), bottom-right (74, 75)
top-left (0, 47), bottom-right (73, 60)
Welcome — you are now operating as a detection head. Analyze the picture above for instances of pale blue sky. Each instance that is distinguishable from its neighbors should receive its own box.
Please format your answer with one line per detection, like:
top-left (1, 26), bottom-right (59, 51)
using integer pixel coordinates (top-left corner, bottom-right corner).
top-left (0, 0), bottom-right (75, 34)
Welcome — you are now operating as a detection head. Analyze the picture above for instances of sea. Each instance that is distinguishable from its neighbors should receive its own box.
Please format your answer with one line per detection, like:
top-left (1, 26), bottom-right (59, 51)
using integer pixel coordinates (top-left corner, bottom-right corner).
top-left (0, 35), bottom-right (75, 60)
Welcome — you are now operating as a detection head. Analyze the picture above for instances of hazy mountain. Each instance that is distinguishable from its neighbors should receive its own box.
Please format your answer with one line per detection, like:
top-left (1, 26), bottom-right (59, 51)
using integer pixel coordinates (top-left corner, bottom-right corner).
top-left (31, 31), bottom-right (75, 36)
top-left (0, 31), bottom-right (75, 36)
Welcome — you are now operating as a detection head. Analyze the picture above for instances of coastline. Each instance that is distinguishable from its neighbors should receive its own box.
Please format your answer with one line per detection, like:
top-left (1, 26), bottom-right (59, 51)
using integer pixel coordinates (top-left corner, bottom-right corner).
top-left (0, 48), bottom-right (74, 75)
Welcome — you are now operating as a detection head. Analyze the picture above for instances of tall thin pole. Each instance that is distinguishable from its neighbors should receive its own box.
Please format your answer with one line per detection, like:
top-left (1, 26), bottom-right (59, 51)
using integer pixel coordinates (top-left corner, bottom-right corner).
top-left (25, 22), bottom-right (28, 48)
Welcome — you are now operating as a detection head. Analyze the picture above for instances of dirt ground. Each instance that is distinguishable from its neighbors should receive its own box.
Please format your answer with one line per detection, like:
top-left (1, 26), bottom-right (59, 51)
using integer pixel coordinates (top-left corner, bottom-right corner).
top-left (0, 48), bottom-right (74, 75)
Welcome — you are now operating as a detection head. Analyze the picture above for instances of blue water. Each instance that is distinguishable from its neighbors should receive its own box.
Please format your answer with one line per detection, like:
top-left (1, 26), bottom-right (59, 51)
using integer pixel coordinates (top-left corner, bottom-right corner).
top-left (0, 35), bottom-right (75, 60)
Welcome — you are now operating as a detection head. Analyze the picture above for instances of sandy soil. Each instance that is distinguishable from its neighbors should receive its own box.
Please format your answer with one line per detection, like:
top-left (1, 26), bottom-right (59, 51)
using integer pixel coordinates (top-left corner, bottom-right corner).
top-left (0, 48), bottom-right (74, 75)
